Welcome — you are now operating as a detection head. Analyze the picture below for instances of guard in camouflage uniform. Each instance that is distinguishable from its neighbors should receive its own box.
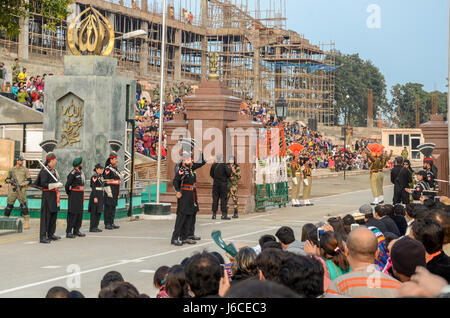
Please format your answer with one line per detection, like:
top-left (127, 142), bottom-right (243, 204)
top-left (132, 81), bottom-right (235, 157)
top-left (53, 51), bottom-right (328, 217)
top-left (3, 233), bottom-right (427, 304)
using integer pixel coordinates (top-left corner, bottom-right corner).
top-left (301, 158), bottom-right (313, 206)
top-left (11, 58), bottom-right (20, 84)
top-left (227, 155), bottom-right (241, 218)
top-left (4, 155), bottom-right (32, 229)
top-left (367, 149), bottom-right (393, 205)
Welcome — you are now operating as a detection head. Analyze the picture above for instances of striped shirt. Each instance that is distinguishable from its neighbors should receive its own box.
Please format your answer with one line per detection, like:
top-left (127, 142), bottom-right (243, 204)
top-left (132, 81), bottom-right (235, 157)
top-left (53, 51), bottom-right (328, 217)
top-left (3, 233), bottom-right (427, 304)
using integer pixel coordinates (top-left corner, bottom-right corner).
top-left (326, 265), bottom-right (402, 298)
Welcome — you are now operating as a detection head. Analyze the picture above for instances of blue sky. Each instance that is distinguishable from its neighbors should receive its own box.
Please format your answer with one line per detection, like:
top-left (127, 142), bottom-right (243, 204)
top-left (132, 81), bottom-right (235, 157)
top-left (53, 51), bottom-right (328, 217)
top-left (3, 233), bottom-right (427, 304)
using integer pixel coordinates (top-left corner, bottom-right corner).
top-left (286, 0), bottom-right (448, 98)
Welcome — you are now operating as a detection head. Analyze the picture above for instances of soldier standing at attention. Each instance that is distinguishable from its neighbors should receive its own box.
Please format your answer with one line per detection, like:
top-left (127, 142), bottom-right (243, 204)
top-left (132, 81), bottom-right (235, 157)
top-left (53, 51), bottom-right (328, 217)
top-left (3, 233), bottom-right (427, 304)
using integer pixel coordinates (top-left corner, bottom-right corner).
top-left (3, 155), bottom-right (32, 229)
top-left (301, 158), bottom-right (313, 206)
top-left (65, 158), bottom-right (86, 238)
top-left (34, 148), bottom-right (63, 244)
top-left (210, 154), bottom-right (232, 220)
top-left (290, 154), bottom-right (302, 207)
top-left (171, 151), bottom-right (207, 246)
top-left (227, 155), bottom-right (241, 218)
top-left (103, 152), bottom-right (121, 230)
top-left (367, 149), bottom-right (393, 205)
top-left (88, 164), bottom-right (104, 233)
top-left (401, 147), bottom-right (409, 160)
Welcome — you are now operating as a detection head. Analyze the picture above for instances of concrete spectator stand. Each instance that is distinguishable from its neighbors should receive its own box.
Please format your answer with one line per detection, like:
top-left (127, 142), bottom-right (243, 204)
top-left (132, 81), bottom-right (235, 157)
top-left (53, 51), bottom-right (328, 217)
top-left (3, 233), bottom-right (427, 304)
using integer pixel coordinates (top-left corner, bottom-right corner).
top-left (160, 80), bottom-right (260, 214)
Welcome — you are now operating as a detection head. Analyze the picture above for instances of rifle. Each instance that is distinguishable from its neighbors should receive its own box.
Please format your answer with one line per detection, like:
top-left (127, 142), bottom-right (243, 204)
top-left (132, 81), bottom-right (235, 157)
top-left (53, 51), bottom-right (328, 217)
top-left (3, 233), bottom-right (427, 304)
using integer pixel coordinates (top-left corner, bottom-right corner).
top-left (9, 172), bottom-right (26, 203)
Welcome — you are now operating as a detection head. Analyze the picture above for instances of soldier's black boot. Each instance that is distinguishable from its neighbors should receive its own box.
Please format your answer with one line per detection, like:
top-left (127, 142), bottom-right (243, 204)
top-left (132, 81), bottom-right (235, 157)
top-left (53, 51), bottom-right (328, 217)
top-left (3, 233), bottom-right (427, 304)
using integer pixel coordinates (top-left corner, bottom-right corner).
top-left (3, 204), bottom-right (13, 217)
top-left (212, 212), bottom-right (216, 220)
top-left (232, 208), bottom-right (239, 218)
top-left (221, 213), bottom-right (231, 220)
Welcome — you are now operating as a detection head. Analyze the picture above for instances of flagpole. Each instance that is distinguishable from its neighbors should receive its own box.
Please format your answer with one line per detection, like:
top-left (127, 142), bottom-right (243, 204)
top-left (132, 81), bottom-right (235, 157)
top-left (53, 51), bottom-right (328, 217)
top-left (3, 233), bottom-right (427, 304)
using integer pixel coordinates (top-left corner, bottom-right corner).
top-left (156, 0), bottom-right (167, 204)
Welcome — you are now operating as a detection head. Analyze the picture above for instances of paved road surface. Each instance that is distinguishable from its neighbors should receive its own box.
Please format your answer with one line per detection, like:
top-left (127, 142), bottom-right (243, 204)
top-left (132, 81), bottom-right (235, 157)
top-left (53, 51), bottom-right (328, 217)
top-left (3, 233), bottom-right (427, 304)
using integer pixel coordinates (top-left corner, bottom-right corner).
top-left (0, 171), bottom-right (393, 298)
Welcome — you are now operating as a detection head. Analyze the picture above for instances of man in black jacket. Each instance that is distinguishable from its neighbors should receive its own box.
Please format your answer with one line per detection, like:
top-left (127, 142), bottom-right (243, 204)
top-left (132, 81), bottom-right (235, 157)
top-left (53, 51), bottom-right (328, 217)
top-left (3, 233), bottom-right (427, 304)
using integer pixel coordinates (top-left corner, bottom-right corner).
top-left (360, 204), bottom-right (388, 234)
top-left (210, 154), bottom-right (232, 220)
top-left (65, 157), bottom-right (86, 238)
top-left (374, 205), bottom-right (400, 236)
top-left (391, 157), bottom-right (412, 204)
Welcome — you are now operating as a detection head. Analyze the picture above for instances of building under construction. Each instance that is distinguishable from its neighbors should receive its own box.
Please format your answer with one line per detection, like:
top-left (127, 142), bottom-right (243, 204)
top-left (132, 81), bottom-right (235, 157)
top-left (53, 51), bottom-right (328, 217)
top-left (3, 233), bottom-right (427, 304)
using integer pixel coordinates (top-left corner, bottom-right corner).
top-left (0, 0), bottom-right (336, 124)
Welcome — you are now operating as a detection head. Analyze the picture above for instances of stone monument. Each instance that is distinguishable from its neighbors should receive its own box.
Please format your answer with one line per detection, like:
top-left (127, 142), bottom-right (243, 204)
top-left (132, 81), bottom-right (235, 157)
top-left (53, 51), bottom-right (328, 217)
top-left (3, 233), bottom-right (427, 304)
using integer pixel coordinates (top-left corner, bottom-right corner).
top-left (43, 6), bottom-right (135, 182)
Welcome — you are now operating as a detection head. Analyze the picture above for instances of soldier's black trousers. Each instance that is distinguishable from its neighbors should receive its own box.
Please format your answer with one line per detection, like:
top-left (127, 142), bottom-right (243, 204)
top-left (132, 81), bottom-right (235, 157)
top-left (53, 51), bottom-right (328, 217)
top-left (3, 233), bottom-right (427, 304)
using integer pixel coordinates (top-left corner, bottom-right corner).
top-left (40, 210), bottom-right (57, 240)
top-left (66, 213), bottom-right (83, 234)
top-left (212, 182), bottom-right (229, 215)
top-left (90, 212), bottom-right (101, 230)
top-left (171, 213), bottom-right (195, 241)
top-left (104, 204), bottom-right (116, 226)
top-left (393, 187), bottom-right (410, 205)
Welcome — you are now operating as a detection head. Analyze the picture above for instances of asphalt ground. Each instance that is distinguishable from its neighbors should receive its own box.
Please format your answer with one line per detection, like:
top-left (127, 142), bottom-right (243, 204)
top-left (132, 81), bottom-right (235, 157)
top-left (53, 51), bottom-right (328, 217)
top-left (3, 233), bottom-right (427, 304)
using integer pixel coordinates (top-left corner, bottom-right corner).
top-left (0, 171), bottom-right (393, 298)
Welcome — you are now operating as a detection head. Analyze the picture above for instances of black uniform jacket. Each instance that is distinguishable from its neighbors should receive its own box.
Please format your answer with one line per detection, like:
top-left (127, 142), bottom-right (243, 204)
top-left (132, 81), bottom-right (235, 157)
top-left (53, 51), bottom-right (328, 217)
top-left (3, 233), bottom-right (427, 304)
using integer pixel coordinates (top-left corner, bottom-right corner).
top-left (88, 172), bottom-right (104, 213)
top-left (34, 165), bottom-right (60, 213)
top-left (103, 164), bottom-right (121, 206)
top-left (173, 154), bottom-right (207, 215)
top-left (65, 168), bottom-right (85, 214)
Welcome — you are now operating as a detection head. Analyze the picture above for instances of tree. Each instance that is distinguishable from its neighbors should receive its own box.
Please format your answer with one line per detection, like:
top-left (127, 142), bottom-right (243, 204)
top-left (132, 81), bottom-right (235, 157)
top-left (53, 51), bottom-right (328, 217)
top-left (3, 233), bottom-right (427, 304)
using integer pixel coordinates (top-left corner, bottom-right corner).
top-left (333, 51), bottom-right (388, 126)
top-left (390, 83), bottom-right (448, 128)
top-left (0, 0), bottom-right (72, 38)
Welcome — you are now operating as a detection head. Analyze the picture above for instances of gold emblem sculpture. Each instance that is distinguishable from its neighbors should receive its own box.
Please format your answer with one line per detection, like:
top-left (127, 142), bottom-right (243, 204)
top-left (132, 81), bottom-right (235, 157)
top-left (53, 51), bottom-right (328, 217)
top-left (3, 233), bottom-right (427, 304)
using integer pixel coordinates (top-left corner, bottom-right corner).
top-left (67, 6), bottom-right (114, 56)
top-left (208, 52), bottom-right (220, 81)
top-left (60, 100), bottom-right (83, 147)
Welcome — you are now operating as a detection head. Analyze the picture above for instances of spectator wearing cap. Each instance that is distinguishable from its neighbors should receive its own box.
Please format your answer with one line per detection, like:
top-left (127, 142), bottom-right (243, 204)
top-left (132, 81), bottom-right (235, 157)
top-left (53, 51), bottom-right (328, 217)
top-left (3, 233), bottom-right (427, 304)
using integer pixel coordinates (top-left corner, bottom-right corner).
top-left (361, 204), bottom-right (388, 234)
top-left (275, 226), bottom-right (305, 255)
top-left (410, 218), bottom-right (450, 282)
top-left (390, 236), bottom-right (426, 282)
top-left (326, 227), bottom-right (402, 298)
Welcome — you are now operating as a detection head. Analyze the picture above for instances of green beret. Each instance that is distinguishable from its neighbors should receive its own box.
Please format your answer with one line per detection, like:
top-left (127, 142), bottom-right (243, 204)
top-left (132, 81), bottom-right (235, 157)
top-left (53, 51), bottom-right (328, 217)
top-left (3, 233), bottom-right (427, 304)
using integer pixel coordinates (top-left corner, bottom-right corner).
top-left (72, 157), bottom-right (82, 167)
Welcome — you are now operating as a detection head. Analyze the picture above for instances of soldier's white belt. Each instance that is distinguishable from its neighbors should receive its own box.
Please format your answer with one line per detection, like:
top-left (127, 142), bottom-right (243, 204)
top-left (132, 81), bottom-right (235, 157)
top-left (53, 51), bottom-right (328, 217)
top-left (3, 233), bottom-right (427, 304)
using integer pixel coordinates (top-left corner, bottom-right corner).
top-left (95, 187), bottom-right (104, 191)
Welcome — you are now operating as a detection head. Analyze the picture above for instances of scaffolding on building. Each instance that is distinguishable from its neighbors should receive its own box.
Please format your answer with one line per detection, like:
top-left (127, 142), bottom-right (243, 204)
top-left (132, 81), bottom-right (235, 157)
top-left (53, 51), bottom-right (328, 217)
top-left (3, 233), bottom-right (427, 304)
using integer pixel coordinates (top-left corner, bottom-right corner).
top-left (0, 0), bottom-right (336, 125)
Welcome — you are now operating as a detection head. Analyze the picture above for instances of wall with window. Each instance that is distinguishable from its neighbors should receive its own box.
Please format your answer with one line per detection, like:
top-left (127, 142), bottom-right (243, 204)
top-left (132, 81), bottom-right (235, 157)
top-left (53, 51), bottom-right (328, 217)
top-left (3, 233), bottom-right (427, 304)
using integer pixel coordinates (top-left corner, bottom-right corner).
top-left (382, 128), bottom-right (424, 161)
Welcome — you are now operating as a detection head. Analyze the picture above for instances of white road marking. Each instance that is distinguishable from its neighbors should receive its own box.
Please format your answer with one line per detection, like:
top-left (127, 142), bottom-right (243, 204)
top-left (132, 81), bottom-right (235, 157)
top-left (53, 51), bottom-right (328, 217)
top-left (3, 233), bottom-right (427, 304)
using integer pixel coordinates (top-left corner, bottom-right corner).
top-left (200, 214), bottom-right (274, 226)
top-left (119, 260), bottom-right (145, 264)
top-left (40, 266), bottom-right (61, 269)
top-left (0, 227), bottom-right (276, 296)
top-left (88, 236), bottom-right (168, 240)
top-left (139, 270), bottom-right (156, 274)
top-left (315, 185), bottom-right (393, 200)
top-left (23, 241), bottom-right (38, 245)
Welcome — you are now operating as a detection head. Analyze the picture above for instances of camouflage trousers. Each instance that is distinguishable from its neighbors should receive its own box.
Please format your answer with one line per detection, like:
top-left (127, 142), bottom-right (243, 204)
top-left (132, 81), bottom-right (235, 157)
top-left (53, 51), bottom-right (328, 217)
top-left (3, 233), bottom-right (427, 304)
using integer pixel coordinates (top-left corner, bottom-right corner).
top-left (227, 184), bottom-right (239, 210)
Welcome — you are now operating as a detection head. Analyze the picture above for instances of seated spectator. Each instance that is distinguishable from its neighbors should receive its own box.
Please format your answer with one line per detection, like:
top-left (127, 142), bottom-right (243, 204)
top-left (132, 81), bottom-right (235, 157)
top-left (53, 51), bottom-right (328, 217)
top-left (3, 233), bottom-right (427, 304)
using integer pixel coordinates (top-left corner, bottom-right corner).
top-left (11, 82), bottom-right (19, 96)
top-left (327, 217), bottom-right (348, 241)
top-left (428, 209), bottom-right (450, 256)
top-left (319, 231), bottom-right (351, 280)
top-left (398, 266), bottom-right (450, 298)
top-left (32, 95), bottom-right (44, 112)
top-left (68, 290), bottom-right (85, 298)
top-left (326, 227), bottom-right (402, 298)
top-left (231, 247), bottom-right (258, 285)
top-left (185, 251), bottom-right (222, 298)
top-left (224, 279), bottom-right (300, 298)
top-left (342, 214), bottom-right (356, 235)
top-left (275, 226), bottom-right (305, 255)
top-left (18, 68), bottom-right (27, 83)
top-left (360, 204), bottom-right (388, 234)
top-left (278, 253), bottom-right (324, 298)
top-left (410, 218), bottom-right (450, 282)
top-left (255, 248), bottom-right (287, 282)
top-left (390, 236), bottom-right (426, 282)
top-left (261, 241), bottom-right (282, 250)
top-left (45, 286), bottom-right (70, 298)
top-left (374, 205), bottom-right (400, 236)
top-left (367, 226), bottom-right (390, 271)
top-left (17, 88), bottom-right (29, 105)
top-left (166, 265), bottom-right (188, 298)
top-left (98, 282), bottom-right (140, 298)
top-left (154, 265), bottom-right (170, 298)
top-left (254, 234), bottom-right (277, 254)
top-left (392, 204), bottom-right (408, 236)
top-left (100, 271), bottom-right (124, 290)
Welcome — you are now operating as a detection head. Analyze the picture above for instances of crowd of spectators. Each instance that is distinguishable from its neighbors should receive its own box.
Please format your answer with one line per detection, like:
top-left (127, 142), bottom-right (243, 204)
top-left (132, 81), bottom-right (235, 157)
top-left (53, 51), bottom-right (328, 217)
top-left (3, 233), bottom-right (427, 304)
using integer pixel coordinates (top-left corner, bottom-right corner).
top-left (45, 198), bottom-right (449, 298)
top-left (0, 58), bottom-right (48, 112)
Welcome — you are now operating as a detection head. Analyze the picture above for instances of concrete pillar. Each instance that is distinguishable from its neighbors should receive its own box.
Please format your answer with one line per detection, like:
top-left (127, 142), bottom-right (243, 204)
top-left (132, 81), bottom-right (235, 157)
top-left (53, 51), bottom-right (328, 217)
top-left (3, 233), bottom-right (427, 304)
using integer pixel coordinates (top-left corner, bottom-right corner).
top-left (140, 21), bottom-right (149, 77)
top-left (201, 0), bottom-right (209, 27)
top-left (253, 45), bottom-right (261, 103)
top-left (18, 16), bottom-right (29, 60)
top-left (141, 0), bottom-right (148, 11)
top-left (174, 29), bottom-right (182, 81)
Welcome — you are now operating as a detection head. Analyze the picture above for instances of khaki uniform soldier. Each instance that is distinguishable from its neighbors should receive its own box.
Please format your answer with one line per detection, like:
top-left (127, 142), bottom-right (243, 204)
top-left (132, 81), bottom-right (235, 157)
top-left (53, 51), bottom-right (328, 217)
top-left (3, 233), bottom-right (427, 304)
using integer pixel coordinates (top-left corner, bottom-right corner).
top-left (301, 159), bottom-right (313, 206)
top-left (367, 149), bottom-right (392, 205)
top-left (4, 156), bottom-right (32, 229)
top-left (401, 147), bottom-right (409, 160)
top-left (227, 156), bottom-right (241, 218)
top-left (290, 156), bottom-right (302, 207)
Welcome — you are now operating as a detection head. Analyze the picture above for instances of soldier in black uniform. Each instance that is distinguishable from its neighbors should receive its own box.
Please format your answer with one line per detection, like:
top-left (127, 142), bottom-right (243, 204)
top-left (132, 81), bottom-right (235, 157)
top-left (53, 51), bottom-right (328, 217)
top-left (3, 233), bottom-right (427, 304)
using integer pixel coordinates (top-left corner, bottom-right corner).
top-left (34, 150), bottom-right (63, 244)
top-left (210, 154), bottom-right (232, 220)
top-left (406, 170), bottom-right (433, 202)
top-left (88, 164), bottom-right (104, 232)
top-left (171, 151), bottom-right (207, 246)
top-left (391, 157), bottom-right (412, 204)
top-left (65, 157), bottom-right (86, 238)
top-left (103, 152), bottom-right (121, 230)
top-left (423, 158), bottom-right (438, 192)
